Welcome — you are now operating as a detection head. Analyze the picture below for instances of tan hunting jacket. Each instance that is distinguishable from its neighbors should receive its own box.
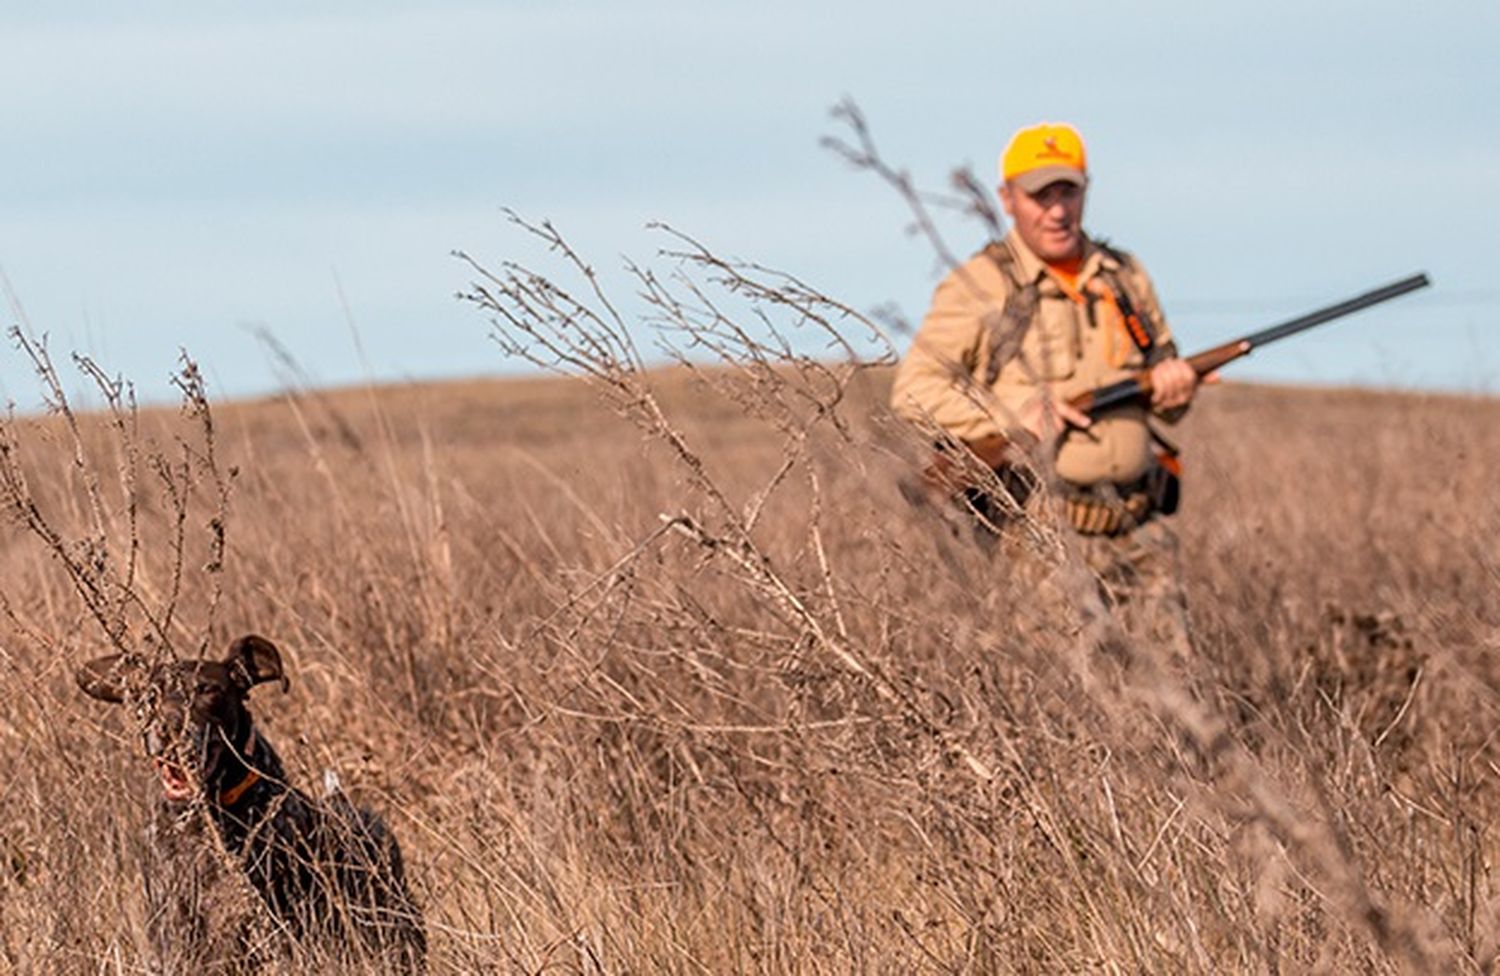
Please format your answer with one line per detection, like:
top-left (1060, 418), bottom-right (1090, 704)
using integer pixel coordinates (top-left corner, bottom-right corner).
top-left (890, 230), bottom-right (1182, 486)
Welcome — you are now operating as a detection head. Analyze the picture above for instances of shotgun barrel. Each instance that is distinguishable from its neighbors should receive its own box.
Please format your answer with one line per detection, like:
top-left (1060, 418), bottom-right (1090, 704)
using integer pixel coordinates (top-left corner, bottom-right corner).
top-left (1071, 272), bottom-right (1431, 416)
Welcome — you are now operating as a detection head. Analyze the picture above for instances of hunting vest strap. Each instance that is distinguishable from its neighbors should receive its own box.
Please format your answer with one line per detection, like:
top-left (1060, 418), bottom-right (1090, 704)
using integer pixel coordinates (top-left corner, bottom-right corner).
top-left (1094, 242), bottom-right (1166, 363)
top-left (980, 242), bottom-right (1040, 386)
top-left (980, 240), bottom-right (1167, 385)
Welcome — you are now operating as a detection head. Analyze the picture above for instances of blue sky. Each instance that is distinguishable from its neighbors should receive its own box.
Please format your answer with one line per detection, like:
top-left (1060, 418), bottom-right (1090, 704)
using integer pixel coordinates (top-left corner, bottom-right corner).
top-left (2, 1), bottom-right (1496, 406)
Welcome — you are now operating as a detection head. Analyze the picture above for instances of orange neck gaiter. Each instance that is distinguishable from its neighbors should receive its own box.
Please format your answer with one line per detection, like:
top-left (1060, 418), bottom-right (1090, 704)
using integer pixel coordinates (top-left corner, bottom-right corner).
top-left (1046, 256), bottom-right (1085, 299)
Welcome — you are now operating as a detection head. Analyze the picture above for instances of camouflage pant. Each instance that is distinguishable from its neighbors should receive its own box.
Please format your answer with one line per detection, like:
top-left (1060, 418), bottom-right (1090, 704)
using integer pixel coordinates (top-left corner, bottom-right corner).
top-left (1004, 516), bottom-right (1195, 670)
top-left (931, 477), bottom-right (1194, 662)
top-left (1071, 518), bottom-right (1195, 665)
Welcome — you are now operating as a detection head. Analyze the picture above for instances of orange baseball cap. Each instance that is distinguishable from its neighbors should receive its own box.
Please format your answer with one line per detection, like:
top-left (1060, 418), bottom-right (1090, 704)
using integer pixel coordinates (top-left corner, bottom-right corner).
top-left (1000, 122), bottom-right (1088, 193)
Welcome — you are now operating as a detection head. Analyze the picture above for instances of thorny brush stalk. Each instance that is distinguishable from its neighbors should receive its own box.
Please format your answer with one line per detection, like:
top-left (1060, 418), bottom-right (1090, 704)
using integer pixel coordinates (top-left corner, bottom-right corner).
top-left (460, 210), bottom-right (1005, 785)
top-left (0, 330), bottom-right (232, 661)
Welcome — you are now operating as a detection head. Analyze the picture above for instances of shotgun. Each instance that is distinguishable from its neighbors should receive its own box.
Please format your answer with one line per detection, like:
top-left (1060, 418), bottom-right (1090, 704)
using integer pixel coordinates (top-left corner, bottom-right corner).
top-left (1071, 272), bottom-right (1431, 416)
top-left (927, 272), bottom-right (1432, 480)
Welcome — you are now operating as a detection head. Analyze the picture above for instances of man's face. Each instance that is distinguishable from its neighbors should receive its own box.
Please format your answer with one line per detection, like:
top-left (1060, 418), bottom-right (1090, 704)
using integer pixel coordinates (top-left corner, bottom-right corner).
top-left (1000, 179), bottom-right (1086, 262)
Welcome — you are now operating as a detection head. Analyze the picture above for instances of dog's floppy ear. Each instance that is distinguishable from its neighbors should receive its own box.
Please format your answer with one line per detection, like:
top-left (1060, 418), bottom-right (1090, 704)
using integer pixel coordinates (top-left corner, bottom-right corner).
top-left (76, 655), bottom-right (138, 704)
top-left (226, 635), bottom-right (289, 693)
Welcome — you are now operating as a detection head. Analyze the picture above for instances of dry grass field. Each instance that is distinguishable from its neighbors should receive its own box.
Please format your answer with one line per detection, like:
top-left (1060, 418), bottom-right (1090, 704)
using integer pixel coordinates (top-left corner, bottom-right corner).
top-left (0, 327), bottom-right (1497, 974)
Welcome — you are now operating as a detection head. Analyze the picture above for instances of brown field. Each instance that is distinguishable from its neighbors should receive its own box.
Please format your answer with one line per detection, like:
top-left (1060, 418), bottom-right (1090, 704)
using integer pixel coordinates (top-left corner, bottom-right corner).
top-left (0, 347), bottom-right (1497, 973)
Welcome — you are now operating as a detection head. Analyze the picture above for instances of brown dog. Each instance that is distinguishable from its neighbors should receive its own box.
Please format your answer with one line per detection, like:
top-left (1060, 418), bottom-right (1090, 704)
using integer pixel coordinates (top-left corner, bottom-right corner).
top-left (77, 635), bottom-right (427, 973)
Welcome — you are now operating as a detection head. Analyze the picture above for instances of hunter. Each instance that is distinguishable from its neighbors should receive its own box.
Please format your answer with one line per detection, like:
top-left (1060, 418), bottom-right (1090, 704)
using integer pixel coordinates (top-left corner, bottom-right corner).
top-left (890, 122), bottom-right (1206, 653)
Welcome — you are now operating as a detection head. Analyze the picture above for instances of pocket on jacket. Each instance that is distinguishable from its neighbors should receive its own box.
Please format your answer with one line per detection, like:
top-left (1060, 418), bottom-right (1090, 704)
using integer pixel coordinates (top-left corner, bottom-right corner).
top-left (1019, 316), bottom-right (1076, 381)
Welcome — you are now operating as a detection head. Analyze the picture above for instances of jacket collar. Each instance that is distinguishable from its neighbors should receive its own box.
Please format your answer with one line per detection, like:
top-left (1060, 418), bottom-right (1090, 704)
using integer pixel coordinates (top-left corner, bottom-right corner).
top-left (1000, 229), bottom-right (1115, 287)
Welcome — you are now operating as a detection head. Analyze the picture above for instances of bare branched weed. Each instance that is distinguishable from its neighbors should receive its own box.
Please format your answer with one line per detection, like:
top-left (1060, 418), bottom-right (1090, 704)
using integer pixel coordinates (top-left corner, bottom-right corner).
top-left (0, 330), bottom-right (248, 968)
top-left (0, 334), bottom-right (433, 973)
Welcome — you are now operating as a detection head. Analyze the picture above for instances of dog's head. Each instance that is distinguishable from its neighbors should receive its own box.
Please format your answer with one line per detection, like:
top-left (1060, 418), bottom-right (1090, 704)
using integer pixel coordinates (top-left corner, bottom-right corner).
top-left (77, 635), bottom-right (288, 803)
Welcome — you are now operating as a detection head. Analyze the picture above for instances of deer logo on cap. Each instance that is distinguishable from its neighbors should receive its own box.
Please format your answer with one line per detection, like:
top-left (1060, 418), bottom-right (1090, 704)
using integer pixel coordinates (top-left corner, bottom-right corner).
top-left (1037, 136), bottom-right (1070, 161)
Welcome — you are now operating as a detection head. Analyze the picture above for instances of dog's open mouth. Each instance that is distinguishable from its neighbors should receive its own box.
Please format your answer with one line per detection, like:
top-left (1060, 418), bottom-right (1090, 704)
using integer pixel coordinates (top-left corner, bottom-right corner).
top-left (152, 757), bottom-right (196, 802)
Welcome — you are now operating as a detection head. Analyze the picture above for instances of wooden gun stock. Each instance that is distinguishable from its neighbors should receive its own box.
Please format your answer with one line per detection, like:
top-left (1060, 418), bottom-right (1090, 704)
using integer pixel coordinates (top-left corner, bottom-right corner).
top-left (917, 433), bottom-right (1010, 497)
top-left (1068, 338), bottom-right (1253, 415)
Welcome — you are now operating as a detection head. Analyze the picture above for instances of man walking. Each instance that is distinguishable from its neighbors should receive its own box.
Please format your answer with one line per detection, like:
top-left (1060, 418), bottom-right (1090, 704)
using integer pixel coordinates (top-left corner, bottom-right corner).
top-left (891, 122), bottom-right (1206, 653)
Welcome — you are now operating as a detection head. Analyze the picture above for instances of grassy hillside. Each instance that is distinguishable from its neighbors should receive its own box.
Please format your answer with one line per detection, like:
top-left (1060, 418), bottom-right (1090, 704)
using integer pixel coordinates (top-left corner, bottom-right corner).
top-left (0, 360), bottom-right (1496, 973)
